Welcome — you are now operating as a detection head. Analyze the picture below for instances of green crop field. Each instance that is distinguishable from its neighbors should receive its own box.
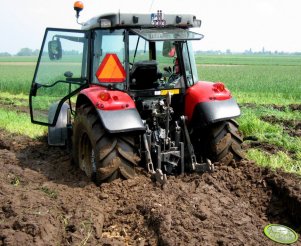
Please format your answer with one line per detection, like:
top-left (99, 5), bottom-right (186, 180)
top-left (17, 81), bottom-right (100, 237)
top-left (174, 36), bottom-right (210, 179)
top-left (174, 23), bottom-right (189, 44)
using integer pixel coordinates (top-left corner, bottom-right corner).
top-left (198, 54), bottom-right (301, 105)
top-left (195, 54), bottom-right (301, 66)
top-left (0, 54), bottom-right (300, 174)
top-left (0, 62), bottom-right (35, 94)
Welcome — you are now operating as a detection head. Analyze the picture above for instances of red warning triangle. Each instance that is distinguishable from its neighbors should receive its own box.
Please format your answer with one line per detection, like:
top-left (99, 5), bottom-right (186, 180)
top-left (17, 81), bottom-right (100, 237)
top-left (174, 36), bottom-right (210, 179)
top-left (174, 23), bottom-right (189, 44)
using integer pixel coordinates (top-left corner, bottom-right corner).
top-left (96, 54), bottom-right (126, 82)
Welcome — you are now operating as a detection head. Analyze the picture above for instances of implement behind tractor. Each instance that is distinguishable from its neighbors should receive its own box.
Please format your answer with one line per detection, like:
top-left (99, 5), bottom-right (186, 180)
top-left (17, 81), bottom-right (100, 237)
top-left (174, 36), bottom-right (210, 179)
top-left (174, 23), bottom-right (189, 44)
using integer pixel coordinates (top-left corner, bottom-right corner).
top-left (29, 2), bottom-right (244, 184)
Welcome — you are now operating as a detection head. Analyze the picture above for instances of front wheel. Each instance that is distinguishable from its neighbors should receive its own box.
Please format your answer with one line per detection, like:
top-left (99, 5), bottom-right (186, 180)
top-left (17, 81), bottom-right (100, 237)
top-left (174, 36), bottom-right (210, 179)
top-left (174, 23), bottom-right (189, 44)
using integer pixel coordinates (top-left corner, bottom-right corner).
top-left (72, 104), bottom-right (140, 184)
top-left (194, 119), bottom-right (244, 165)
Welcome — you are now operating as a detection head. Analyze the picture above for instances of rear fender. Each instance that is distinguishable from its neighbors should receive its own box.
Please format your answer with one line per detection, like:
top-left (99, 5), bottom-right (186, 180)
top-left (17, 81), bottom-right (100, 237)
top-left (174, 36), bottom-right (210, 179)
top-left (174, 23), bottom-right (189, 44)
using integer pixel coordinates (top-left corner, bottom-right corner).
top-left (48, 102), bottom-right (70, 146)
top-left (77, 87), bottom-right (145, 133)
top-left (185, 81), bottom-right (240, 127)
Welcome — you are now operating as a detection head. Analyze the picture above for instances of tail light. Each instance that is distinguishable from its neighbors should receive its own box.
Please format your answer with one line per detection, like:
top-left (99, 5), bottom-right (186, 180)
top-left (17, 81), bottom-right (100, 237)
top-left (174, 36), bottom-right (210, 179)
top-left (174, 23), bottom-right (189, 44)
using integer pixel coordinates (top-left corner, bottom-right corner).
top-left (213, 82), bottom-right (225, 92)
top-left (99, 92), bottom-right (111, 101)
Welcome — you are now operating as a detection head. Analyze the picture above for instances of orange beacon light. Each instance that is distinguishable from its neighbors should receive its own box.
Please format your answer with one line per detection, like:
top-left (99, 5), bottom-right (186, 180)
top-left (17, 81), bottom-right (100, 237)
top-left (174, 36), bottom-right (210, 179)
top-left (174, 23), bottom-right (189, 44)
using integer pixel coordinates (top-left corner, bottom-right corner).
top-left (74, 1), bottom-right (84, 19)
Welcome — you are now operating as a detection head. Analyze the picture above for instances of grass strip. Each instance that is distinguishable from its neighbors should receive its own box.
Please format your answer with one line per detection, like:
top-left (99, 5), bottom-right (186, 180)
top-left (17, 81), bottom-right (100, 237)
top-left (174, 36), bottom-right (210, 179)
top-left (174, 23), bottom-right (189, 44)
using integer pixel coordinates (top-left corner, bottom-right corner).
top-left (238, 108), bottom-right (301, 153)
top-left (247, 149), bottom-right (301, 175)
top-left (0, 108), bottom-right (46, 138)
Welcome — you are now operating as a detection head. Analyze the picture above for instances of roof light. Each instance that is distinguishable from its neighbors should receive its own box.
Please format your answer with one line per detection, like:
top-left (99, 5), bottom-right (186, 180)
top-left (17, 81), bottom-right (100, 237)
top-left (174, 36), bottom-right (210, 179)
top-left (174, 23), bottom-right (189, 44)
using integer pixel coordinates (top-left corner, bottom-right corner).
top-left (98, 18), bottom-right (111, 28)
top-left (132, 16), bottom-right (139, 24)
top-left (193, 18), bottom-right (202, 27)
top-left (176, 16), bottom-right (182, 24)
top-left (74, 1), bottom-right (84, 18)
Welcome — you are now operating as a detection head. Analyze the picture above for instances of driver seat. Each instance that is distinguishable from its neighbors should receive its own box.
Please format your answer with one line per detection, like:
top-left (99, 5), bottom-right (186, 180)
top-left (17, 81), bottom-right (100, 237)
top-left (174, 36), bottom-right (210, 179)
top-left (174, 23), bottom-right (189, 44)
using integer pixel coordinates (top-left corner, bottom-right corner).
top-left (130, 60), bottom-right (161, 89)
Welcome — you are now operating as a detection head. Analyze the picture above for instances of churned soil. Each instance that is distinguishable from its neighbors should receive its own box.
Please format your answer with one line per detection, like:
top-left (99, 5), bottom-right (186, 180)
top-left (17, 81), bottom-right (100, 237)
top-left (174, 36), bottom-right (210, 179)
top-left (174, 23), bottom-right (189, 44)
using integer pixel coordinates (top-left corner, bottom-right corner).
top-left (0, 98), bottom-right (29, 114)
top-left (260, 115), bottom-right (301, 138)
top-left (0, 129), bottom-right (301, 245)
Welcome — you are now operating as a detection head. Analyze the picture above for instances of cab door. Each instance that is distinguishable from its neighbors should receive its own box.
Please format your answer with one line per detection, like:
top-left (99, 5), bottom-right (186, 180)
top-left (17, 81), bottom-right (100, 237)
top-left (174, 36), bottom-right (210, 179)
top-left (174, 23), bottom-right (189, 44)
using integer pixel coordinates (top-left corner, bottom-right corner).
top-left (29, 28), bottom-right (89, 126)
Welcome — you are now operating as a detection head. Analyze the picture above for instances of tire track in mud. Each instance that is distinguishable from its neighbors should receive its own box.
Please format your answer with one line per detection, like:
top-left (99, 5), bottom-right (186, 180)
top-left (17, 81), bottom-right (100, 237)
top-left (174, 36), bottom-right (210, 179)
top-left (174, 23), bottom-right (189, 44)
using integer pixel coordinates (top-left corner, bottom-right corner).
top-left (0, 128), bottom-right (300, 245)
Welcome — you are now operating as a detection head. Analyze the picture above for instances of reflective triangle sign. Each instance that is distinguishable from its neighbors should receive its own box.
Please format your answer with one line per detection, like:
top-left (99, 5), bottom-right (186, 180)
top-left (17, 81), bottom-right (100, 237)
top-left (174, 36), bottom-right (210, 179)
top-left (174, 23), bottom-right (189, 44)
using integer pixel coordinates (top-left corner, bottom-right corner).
top-left (96, 53), bottom-right (126, 82)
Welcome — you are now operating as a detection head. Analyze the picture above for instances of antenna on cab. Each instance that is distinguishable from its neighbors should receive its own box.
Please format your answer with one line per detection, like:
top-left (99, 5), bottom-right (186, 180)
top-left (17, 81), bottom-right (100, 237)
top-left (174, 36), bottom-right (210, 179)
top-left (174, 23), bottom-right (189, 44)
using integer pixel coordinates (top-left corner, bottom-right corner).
top-left (74, 1), bottom-right (84, 24)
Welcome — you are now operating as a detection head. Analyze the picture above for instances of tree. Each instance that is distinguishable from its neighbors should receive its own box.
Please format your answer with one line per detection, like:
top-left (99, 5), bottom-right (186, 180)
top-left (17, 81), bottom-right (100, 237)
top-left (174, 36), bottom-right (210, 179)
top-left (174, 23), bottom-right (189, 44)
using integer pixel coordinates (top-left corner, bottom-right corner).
top-left (17, 48), bottom-right (33, 56)
top-left (32, 49), bottom-right (40, 56)
top-left (0, 52), bottom-right (11, 57)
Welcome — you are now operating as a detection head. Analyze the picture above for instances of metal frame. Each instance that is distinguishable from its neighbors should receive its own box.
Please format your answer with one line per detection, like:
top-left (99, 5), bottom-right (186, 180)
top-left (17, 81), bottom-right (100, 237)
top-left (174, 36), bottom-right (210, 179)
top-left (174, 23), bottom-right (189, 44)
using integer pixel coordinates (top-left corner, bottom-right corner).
top-left (29, 28), bottom-right (91, 127)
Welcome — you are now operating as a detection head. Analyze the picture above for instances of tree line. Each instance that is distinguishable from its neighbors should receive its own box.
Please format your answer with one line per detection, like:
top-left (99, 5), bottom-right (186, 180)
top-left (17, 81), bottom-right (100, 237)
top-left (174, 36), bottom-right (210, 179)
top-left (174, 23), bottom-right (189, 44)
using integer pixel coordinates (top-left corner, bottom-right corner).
top-left (0, 48), bottom-right (83, 57)
top-left (1, 47), bottom-right (301, 57)
top-left (0, 48), bottom-right (40, 57)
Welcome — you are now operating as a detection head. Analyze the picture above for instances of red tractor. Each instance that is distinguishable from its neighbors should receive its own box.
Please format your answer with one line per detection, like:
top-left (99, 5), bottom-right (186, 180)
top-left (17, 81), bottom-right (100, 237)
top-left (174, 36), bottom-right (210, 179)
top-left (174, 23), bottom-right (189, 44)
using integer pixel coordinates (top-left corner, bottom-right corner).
top-left (29, 2), bottom-right (244, 184)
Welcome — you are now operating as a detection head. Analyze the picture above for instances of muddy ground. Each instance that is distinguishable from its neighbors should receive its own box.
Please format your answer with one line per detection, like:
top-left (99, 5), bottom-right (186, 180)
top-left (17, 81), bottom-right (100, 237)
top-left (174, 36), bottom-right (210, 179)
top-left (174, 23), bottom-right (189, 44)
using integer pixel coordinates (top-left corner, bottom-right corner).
top-left (0, 130), bottom-right (301, 245)
top-left (260, 115), bottom-right (301, 138)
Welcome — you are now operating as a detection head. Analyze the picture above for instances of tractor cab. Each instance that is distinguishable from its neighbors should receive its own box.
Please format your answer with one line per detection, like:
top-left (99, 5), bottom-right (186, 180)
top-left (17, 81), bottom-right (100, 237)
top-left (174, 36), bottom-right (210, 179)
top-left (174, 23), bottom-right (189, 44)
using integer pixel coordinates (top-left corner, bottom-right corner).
top-left (29, 11), bottom-right (203, 127)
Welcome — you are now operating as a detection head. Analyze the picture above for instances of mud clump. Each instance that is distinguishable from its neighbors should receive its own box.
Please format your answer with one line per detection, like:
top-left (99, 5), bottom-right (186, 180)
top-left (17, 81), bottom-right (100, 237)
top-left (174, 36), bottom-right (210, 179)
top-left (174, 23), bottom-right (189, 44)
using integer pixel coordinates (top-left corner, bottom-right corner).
top-left (0, 128), bottom-right (300, 245)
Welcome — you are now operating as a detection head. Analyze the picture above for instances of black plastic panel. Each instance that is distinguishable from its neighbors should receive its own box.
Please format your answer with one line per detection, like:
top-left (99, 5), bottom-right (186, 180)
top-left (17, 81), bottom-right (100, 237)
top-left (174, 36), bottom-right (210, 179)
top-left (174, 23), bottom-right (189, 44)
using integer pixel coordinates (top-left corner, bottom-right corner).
top-left (96, 108), bottom-right (145, 133)
top-left (190, 98), bottom-right (241, 127)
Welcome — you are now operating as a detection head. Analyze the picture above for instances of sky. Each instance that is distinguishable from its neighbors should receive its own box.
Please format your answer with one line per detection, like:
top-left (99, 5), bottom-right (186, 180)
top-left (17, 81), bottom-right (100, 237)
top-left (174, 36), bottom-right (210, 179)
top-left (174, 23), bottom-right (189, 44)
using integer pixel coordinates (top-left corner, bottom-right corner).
top-left (0, 0), bottom-right (300, 54)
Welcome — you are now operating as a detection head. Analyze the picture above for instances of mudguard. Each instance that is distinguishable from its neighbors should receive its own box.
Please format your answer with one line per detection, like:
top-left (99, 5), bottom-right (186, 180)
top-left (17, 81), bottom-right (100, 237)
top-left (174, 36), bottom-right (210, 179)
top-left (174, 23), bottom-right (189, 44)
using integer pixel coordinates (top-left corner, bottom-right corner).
top-left (77, 87), bottom-right (145, 133)
top-left (48, 102), bottom-right (70, 146)
top-left (96, 108), bottom-right (145, 133)
top-left (185, 81), bottom-right (240, 127)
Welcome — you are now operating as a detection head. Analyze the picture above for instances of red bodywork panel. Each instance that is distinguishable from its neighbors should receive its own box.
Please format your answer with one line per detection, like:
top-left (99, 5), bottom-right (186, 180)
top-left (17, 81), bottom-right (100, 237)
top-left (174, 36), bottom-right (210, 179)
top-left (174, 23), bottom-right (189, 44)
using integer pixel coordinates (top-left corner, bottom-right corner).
top-left (185, 81), bottom-right (232, 121)
top-left (80, 86), bottom-right (135, 110)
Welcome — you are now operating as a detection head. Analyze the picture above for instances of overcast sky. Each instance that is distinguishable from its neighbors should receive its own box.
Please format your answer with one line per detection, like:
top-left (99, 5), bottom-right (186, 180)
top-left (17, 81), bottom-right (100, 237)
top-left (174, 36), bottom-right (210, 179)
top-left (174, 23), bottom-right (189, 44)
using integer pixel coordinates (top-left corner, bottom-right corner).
top-left (0, 0), bottom-right (300, 54)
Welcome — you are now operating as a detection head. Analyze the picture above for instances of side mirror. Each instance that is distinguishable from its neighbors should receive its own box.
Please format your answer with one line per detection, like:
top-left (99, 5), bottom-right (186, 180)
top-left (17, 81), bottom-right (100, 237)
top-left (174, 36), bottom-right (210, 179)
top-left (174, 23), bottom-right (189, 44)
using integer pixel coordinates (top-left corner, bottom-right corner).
top-left (163, 41), bottom-right (175, 57)
top-left (64, 71), bottom-right (73, 78)
top-left (48, 39), bottom-right (62, 60)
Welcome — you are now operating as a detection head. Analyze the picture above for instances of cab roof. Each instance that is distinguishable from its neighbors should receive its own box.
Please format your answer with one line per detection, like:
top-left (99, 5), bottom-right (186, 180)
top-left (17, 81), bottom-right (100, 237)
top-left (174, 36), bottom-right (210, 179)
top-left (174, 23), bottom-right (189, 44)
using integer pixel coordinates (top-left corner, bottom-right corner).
top-left (81, 12), bottom-right (201, 30)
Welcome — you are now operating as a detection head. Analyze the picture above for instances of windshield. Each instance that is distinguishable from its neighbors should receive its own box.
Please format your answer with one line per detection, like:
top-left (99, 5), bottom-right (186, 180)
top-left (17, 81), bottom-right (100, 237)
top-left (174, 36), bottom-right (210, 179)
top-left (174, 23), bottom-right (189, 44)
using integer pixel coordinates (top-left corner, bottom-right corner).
top-left (129, 31), bottom-right (200, 90)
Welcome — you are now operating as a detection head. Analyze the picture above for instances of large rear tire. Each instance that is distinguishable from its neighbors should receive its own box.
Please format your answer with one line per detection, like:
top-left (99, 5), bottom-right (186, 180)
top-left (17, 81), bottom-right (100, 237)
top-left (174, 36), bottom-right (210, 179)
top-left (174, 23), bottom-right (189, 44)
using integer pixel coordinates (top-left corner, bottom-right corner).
top-left (72, 104), bottom-right (140, 184)
top-left (194, 119), bottom-right (244, 165)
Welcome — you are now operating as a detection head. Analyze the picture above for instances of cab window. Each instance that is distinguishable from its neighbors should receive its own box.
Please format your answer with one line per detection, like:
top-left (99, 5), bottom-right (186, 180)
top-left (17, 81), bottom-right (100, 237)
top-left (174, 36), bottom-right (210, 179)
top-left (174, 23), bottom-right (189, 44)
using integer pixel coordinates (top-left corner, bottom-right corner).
top-left (92, 29), bottom-right (125, 89)
top-left (128, 34), bottom-right (184, 89)
top-left (182, 41), bottom-right (199, 86)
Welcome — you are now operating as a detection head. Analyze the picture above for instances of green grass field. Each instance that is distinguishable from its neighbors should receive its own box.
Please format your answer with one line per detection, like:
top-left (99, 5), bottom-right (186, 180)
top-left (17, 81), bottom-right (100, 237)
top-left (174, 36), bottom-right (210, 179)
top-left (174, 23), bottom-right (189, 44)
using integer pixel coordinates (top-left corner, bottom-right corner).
top-left (197, 54), bottom-right (301, 105)
top-left (0, 54), bottom-right (300, 174)
top-left (196, 54), bottom-right (301, 66)
top-left (0, 62), bottom-right (35, 94)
